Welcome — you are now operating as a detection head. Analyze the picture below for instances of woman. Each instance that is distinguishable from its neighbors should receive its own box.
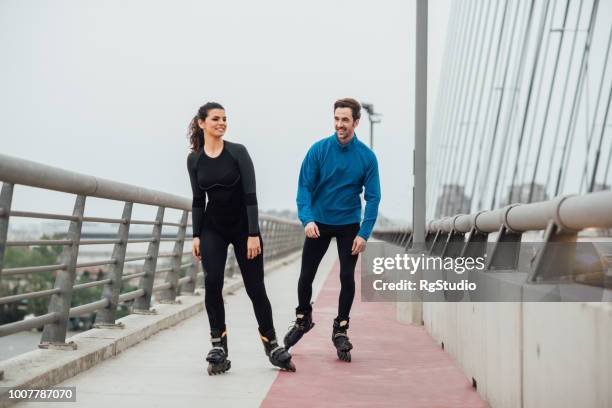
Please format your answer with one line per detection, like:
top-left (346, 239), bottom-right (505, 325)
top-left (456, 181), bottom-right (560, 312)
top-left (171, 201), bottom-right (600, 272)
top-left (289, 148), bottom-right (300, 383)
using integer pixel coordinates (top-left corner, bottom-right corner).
top-left (187, 102), bottom-right (295, 375)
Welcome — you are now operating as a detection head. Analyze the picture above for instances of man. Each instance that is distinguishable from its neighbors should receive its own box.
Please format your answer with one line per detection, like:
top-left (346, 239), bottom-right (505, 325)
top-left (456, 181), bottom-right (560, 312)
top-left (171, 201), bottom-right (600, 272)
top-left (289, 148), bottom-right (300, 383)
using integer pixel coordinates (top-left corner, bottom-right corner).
top-left (284, 98), bottom-right (381, 362)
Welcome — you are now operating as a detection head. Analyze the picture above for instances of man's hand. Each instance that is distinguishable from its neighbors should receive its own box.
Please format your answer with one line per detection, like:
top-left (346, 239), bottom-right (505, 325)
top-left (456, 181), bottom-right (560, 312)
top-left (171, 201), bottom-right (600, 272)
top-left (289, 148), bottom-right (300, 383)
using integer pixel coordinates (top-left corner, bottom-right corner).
top-left (192, 237), bottom-right (201, 261)
top-left (304, 222), bottom-right (320, 238)
top-left (351, 236), bottom-right (366, 255)
top-left (247, 236), bottom-right (262, 260)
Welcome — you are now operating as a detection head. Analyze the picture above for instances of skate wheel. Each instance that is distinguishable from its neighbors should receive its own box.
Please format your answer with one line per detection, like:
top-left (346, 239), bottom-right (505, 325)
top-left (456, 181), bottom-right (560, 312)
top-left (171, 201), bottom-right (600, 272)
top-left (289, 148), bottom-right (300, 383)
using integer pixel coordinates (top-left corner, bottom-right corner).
top-left (338, 351), bottom-right (351, 362)
top-left (207, 360), bottom-right (231, 375)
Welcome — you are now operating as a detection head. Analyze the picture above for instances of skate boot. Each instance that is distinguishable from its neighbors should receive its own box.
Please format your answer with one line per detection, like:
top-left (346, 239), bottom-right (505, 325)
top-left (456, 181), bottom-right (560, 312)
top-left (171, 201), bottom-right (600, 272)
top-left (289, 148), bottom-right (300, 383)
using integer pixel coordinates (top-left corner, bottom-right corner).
top-left (332, 317), bottom-right (353, 362)
top-left (283, 311), bottom-right (315, 350)
top-left (260, 329), bottom-right (296, 372)
top-left (206, 328), bottom-right (231, 375)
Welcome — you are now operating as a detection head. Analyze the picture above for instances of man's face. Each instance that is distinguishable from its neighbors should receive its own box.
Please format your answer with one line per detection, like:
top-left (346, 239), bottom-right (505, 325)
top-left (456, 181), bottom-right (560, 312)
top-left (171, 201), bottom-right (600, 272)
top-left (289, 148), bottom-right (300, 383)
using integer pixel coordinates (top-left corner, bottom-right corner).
top-left (334, 107), bottom-right (359, 142)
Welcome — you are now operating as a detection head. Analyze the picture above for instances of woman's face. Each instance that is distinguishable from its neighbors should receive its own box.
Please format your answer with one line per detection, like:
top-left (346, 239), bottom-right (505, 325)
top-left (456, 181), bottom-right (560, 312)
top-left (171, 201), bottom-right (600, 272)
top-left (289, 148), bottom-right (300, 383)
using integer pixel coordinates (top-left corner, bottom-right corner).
top-left (198, 109), bottom-right (227, 138)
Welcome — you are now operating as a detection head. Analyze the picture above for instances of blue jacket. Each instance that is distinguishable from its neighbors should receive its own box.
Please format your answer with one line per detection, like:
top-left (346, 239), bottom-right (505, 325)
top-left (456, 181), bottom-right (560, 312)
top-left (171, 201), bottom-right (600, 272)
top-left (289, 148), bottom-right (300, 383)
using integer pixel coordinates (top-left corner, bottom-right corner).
top-left (296, 134), bottom-right (381, 240)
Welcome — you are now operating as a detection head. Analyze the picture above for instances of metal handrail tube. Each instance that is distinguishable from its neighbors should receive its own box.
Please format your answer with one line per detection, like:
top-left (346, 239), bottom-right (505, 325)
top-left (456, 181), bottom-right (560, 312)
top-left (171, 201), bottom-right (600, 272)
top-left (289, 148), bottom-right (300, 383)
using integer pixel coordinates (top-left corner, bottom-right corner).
top-left (454, 214), bottom-right (476, 233)
top-left (122, 272), bottom-right (146, 281)
top-left (130, 220), bottom-right (159, 225)
top-left (481, 191), bottom-right (612, 233)
top-left (82, 216), bottom-right (126, 224)
top-left (0, 288), bottom-right (61, 305)
top-left (548, 191), bottom-right (612, 230)
top-left (79, 239), bottom-right (121, 245)
top-left (6, 240), bottom-right (73, 247)
top-left (162, 222), bottom-right (184, 227)
top-left (1, 264), bottom-right (66, 276)
top-left (505, 200), bottom-right (554, 232)
top-left (158, 252), bottom-right (180, 258)
top-left (126, 238), bottom-right (155, 244)
top-left (123, 255), bottom-right (149, 262)
top-left (152, 282), bottom-right (172, 292)
top-left (68, 299), bottom-right (109, 318)
top-left (375, 190), bottom-right (612, 236)
top-left (439, 217), bottom-right (455, 232)
top-left (75, 259), bottom-right (116, 268)
top-left (473, 208), bottom-right (507, 233)
top-left (157, 238), bottom-right (177, 242)
top-left (180, 262), bottom-right (192, 268)
top-left (177, 276), bottom-right (192, 286)
top-left (117, 289), bottom-right (145, 303)
top-left (259, 214), bottom-right (301, 225)
top-left (0, 313), bottom-right (60, 337)
top-left (0, 153), bottom-right (191, 210)
top-left (155, 266), bottom-right (173, 274)
top-left (0, 155), bottom-right (303, 223)
top-left (9, 211), bottom-right (78, 221)
top-left (73, 279), bottom-right (112, 290)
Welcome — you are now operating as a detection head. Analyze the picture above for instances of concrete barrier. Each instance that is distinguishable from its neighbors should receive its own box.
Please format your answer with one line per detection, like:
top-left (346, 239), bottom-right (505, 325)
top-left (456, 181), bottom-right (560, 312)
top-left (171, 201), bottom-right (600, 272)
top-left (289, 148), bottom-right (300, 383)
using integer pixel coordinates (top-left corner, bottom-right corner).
top-left (422, 301), bottom-right (612, 408)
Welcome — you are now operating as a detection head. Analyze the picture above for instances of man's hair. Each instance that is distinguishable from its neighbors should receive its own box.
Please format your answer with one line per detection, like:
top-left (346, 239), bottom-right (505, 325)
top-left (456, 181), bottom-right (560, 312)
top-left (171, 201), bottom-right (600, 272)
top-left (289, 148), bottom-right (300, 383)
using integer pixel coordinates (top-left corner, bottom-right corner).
top-left (334, 98), bottom-right (361, 121)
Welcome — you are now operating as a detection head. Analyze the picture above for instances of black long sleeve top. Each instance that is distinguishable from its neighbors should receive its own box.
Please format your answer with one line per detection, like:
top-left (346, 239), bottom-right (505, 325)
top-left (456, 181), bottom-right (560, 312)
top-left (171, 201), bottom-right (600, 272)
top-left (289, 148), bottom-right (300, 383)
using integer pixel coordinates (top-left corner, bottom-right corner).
top-left (187, 141), bottom-right (259, 237)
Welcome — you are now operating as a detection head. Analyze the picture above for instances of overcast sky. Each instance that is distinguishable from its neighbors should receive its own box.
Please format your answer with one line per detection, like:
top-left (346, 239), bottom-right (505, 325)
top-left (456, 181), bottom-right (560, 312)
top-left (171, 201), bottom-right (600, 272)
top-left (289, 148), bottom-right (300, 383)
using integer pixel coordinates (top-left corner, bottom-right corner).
top-left (0, 0), bottom-right (451, 223)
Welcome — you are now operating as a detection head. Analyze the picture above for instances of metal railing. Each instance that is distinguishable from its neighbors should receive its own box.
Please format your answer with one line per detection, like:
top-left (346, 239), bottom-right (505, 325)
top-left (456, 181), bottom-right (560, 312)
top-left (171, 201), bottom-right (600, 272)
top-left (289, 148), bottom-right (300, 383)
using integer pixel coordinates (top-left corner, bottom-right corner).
top-left (0, 153), bottom-right (303, 347)
top-left (373, 190), bottom-right (612, 283)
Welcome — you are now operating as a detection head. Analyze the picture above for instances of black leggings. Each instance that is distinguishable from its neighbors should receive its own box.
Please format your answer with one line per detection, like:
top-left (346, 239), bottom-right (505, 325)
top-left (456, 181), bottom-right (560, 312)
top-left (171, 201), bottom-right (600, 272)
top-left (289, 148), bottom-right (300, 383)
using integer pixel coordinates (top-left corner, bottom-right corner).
top-left (297, 222), bottom-right (360, 320)
top-left (200, 221), bottom-right (273, 334)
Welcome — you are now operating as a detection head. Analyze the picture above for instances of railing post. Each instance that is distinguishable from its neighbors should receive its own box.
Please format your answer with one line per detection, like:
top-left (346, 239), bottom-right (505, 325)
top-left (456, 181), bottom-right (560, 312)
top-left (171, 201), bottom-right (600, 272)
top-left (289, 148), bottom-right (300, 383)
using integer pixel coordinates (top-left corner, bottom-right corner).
top-left (486, 224), bottom-right (522, 270)
top-left (441, 229), bottom-right (465, 258)
top-left (95, 202), bottom-right (132, 327)
top-left (182, 260), bottom-right (198, 294)
top-left (0, 183), bottom-right (13, 381)
top-left (132, 206), bottom-right (164, 313)
top-left (196, 262), bottom-right (205, 289)
top-left (430, 230), bottom-right (448, 256)
top-left (158, 210), bottom-right (188, 303)
top-left (460, 227), bottom-right (488, 258)
top-left (226, 245), bottom-right (236, 278)
top-left (0, 183), bottom-right (14, 282)
top-left (405, 233), bottom-right (414, 250)
top-left (527, 220), bottom-right (577, 282)
top-left (40, 195), bottom-right (86, 349)
top-left (424, 231), bottom-right (435, 251)
top-left (270, 222), bottom-right (277, 259)
top-left (280, 224), bottom-right (287, 256)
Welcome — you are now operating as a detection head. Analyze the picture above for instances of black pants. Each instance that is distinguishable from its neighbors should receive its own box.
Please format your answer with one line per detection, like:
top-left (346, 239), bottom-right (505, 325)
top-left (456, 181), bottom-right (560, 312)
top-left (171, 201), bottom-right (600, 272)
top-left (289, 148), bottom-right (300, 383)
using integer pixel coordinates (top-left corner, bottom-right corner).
top-left (297, 222), bottom-right (360, 320)
top-left (200, 212), bottom-right (273, 334)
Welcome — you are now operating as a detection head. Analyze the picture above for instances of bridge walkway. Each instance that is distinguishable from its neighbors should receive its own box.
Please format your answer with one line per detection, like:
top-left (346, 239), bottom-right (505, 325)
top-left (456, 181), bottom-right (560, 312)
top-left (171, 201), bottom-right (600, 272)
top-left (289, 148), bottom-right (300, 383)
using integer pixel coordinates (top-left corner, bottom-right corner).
top-left (16, 243), bottom-right (485, 408)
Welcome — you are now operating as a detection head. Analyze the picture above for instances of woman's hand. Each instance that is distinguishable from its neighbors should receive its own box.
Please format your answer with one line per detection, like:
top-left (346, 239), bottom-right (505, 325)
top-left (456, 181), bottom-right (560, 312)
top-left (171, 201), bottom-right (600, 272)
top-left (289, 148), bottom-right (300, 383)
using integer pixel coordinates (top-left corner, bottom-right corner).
top-left (247, 236), bottom-right (261, 260)
top-left (192, 237), bottom-right (201, 261)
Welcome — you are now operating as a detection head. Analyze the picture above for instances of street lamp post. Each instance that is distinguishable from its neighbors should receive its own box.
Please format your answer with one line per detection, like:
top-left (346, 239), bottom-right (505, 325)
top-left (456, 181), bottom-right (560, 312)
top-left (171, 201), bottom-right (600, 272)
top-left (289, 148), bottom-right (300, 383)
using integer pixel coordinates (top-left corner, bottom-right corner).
top-left (361, 102), bottom-right (382, 149)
